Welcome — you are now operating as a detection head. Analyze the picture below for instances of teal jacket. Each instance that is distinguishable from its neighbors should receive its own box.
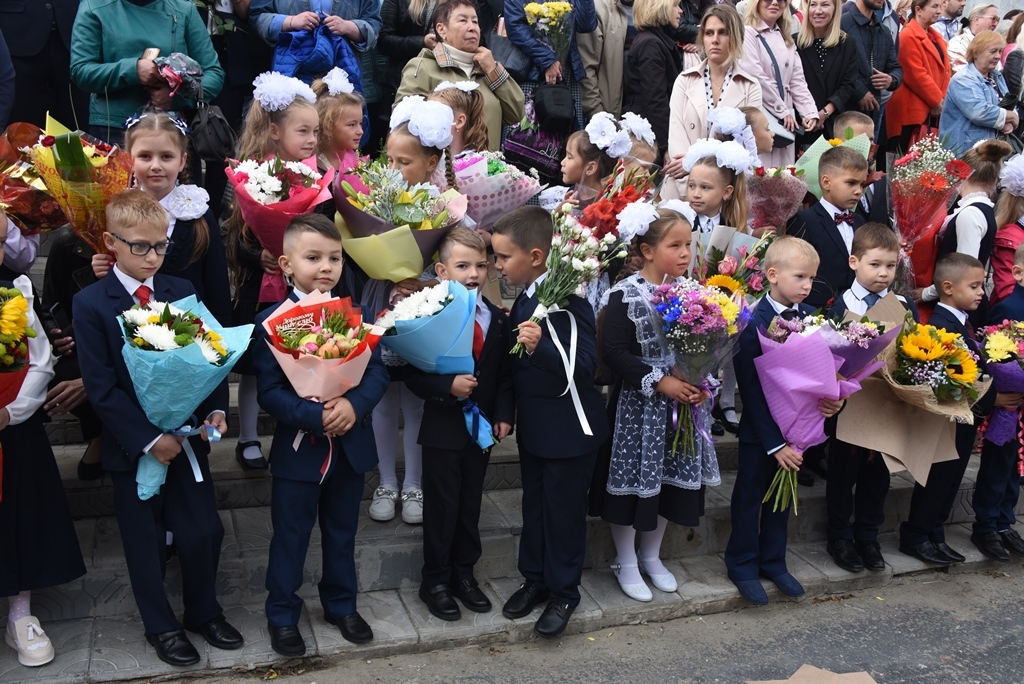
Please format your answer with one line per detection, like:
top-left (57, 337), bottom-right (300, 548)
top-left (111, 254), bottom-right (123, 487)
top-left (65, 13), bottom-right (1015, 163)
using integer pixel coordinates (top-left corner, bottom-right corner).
top-left (70, 0), bottom-right (225, 129)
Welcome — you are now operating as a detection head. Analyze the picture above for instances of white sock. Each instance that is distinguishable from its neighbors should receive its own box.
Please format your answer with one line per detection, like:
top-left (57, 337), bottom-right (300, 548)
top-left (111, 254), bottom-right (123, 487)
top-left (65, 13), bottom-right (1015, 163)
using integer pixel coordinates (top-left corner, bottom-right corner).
top-left (638, 517), bottom-right (670, 575)
top-left (610, 524), bottom-right (642, 584)
top-left (7, 591), bottom-right (30, 628)
top-left (237, 375), bottom-right (262, 461)
top-left (399, 385), bottom-right (424, 490)
top-left (723, 408), bottom-right (738, 424)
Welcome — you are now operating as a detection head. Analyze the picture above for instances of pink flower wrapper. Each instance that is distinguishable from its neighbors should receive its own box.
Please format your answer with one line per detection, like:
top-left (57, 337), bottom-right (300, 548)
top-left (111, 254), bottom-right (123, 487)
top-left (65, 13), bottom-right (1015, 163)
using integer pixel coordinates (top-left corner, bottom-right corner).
top-left (454, 158), bottom-right (542, 231)
top-left (748, 173), bottom-right (809, 230)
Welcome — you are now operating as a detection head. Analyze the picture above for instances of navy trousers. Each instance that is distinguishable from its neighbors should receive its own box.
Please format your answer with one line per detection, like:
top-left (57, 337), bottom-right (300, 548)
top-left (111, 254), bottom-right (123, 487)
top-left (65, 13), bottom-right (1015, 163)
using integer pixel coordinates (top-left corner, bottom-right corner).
top-left (826, 439), bottom-right (890, 543)
top-left (972, 439), bottom-right (1021, 534)
top-left (725, 442), bottom-right (790, 581)
top-left (901, 423), bottom-right (977, 546)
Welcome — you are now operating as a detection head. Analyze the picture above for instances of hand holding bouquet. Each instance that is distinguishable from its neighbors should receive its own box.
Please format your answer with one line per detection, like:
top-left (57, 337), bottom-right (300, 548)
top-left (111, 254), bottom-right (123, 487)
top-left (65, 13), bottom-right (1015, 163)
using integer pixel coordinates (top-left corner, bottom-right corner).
top-left (523, 1), bottom-right (574, 65)
top-left (747, 165), bottom-right (808, 233)
top-left (976, 322), bottom-right (1024, 444)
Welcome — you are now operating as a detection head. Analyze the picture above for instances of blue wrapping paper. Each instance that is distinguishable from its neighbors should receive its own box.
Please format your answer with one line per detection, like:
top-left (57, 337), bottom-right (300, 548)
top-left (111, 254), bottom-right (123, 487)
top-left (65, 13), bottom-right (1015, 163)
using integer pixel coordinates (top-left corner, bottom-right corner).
top-left (460, 398), bottom-right (496, 450)
top-left (379, 280), bottom-right (477, 374)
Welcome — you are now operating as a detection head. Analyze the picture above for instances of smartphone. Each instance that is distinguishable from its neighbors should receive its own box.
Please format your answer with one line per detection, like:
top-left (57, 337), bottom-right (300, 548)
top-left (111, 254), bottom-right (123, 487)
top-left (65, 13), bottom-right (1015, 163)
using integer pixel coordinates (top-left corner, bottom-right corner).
top-left (48, 302), bottom-right (73, 340)
top-left (141, 47), bottom-right (160, 60)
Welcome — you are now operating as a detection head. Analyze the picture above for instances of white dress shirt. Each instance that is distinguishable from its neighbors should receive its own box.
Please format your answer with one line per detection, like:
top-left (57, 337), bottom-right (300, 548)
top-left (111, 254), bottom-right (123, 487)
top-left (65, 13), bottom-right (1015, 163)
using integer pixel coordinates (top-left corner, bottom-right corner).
top-left (842, 281), bottom-right (889, 317)
top-left (935, 301), bottom-right (968, 326)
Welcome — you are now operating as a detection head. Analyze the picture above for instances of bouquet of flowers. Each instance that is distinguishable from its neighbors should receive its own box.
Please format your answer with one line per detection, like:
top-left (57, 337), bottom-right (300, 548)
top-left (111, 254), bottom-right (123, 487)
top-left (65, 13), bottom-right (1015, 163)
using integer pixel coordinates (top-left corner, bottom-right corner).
top-left (0, 277), bottom-right (40, 503)
top-left (523, 1), bottom-right (574, 65)
top-left (26, 116), bottom-right (132, 253)
top-left (977, 321), bottom-right (1024, 445)
top-left (335, 157), bottom-right (467, 282)
top-left (119, 296), bottom-right (253, 500)
top-left (694, 231), bottom-right (773, 299)
top-left (650, 280), bottom-right (749, 458)
top-left (747, 165), bottom-right (809, 233)
top-left (452, 151), bottom-right (542, 231)
top-left (795, 134), bottom-right (872, 198)
top-left (882, 321), bottom-right (987, 423)
top-left (262, 291), bottom-right (383, 401)
top-left (225, 155), bottom-right (335, 302)
top-left (0, 122), bottom-right (68, 235)
top-left (580, 161), bottom-right (657, 244)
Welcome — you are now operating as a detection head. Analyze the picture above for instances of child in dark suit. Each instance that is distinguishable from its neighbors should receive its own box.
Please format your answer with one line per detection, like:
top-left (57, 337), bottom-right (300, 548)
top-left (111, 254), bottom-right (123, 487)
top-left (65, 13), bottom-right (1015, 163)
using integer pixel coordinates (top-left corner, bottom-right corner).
top-left (725, 236), bottom-right (844, 605)
top-left (832, 111), bottom-right (889, 229)
top-left (253, 215), bottom-right (390, 657)
top-left (75, 191), bottom-right (238, 667)
top-left (405, 228), bottom-right (515, 621)
top-left (972, 243), bottom-right (1024, 562)
top-left (491, 206), bottom-right (609, 638)
top-left (825, 224), bottom-right (918, 574)
top-left (899, 253), bottom-right (1012, 566)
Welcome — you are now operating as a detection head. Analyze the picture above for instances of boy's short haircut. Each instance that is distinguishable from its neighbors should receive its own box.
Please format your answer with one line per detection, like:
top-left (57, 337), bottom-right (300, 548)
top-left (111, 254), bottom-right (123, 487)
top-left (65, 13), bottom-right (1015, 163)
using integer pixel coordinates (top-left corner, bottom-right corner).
top-left (492, 206), bottom-right (553, 254)
top-left (283, 214), bottom-right (342, 252)
top-left (764, 235), bottom-right (820, 271)
top-left (1015, 242), bottom-right (1024, 267)
top-left (933, 252), bottom-right (985, 288)
top-left (439, 226), bottom-right (486, 263)
top-left (819, 146), bottom-right (869, 180)
top-left (106, 189), bottom-right (169, 234)
top-left (851, 222), bottom-right (899, 257)
top-left (832, 110), bottom-right (874, 138)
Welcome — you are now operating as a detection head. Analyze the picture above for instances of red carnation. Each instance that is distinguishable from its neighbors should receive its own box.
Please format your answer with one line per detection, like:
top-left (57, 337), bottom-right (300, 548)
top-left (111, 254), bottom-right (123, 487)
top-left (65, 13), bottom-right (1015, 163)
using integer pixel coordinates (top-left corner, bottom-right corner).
top-left (40, 135), bottom-right (55, 147)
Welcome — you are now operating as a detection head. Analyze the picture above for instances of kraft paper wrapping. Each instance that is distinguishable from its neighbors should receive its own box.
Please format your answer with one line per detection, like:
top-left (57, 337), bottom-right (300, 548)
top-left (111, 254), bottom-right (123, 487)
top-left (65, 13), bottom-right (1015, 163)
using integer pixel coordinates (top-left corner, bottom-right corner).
top-left (840, 291), bottom-right (912, 329)
top-left (748, 664), bottom-right (878, 683)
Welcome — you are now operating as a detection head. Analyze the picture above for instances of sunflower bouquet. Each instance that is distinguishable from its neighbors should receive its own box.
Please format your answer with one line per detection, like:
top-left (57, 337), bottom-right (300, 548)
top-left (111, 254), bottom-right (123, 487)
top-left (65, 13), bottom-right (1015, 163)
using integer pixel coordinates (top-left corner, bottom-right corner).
top-left (696, 232), bottom-right (773, 299)
top-left (0, 284), bottom-right (36, 409)
top-left (523, 2), bottom-right (574, 66)
top-left (977, 321), bottom-right (1024, 444)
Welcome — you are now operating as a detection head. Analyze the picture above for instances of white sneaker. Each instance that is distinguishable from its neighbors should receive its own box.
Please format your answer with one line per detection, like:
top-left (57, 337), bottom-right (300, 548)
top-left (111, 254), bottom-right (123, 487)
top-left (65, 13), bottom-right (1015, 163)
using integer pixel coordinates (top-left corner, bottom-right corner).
top-left (611, 563), bottom-right (652, 602)
top-left (401, 487), bottom-right (424, 524)
top-left (639, 556), bottom-right (678, 592)
top-left (5, 616), bottom-right (54, 667)
top-left (369, 484), bottom-right (399, 522)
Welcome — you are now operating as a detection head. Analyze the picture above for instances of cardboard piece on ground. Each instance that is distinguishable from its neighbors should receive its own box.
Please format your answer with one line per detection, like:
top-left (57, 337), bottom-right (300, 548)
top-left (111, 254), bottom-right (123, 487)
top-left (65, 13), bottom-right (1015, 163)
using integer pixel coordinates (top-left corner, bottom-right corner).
top-left (836, 375), bottom-right (958, 486)
top-left (841, 291), bottom-right (911, 328)
top-left (748, 664), bottom-right (878, 683)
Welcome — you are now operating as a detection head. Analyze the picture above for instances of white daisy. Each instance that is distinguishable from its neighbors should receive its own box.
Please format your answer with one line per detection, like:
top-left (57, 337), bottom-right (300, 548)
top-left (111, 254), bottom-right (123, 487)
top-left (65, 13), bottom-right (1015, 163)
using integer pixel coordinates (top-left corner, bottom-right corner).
top-left (136, 324), bottom-right (181, 351)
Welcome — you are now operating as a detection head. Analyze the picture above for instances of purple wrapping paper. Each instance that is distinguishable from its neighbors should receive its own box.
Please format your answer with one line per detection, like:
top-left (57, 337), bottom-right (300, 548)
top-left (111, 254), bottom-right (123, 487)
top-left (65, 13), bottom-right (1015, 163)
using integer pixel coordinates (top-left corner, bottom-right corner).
top-left (984, 360), bottom-right (1024, 445)
top-left (832, 326), bottom-right (901, 380)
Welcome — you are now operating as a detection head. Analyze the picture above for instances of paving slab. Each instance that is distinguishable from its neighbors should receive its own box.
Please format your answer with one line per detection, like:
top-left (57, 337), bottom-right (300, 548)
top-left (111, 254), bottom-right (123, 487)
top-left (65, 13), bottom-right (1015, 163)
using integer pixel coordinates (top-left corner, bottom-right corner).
top-left (486, 576), bottom-right (603, 642)
top-left (398, 583), bottom-right (511, 648)
top-left (788, 542), bottom-right (893, 591)
top-left (204, 604), bottom-right (309, 671)
top-left (579, 567), bottom-right (688, 625)
top-left (305, 591), bottom-right (418, 658)
top-left (0, 616), bottom-right (92, 684)
top-left (88, 617), bottom-right (208, 681)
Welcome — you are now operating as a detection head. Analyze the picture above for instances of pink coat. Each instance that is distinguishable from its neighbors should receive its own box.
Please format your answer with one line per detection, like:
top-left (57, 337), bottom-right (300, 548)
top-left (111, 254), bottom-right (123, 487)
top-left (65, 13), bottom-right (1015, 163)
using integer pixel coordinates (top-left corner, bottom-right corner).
top-left (739, 22), bottom-right (818, 167)
top-left (663, 59), bottom-right (763, 200)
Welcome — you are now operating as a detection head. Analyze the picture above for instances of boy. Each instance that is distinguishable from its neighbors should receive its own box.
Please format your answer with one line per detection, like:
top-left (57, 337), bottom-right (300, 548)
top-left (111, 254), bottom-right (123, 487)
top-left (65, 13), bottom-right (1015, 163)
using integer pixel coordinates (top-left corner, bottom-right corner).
top-left (75, 190), bottom-right (240, 666)
top-left (725, 237), bottom-right (844, 605)
top-left (899, 253), bottom-right (1014, 565)
top-left (253, 214), bottom-right (390, 656)
top-left (825, 224), bottom-right (918, 573)
top-left (491, 206), bottom-right (609, 638)
top-left (832, 111), bottom-right (889, 229)
top-left (972, 243), bottom-right (1024, 562)
top-left (405, 228), bottom-right (515, 621)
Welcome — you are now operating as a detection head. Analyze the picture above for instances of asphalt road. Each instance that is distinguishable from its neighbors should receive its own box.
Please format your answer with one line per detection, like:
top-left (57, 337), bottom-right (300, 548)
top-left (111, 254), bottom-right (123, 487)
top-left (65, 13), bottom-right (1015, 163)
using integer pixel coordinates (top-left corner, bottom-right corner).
top-left (211, 564), bottom-right (1024, 684)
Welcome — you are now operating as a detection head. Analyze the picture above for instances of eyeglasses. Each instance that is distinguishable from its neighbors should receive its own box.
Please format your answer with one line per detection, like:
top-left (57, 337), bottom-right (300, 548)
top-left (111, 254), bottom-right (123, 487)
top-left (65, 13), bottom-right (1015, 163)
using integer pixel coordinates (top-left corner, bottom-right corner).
top-left (762, 0), bottom-right (783, 5)
top-left (111, 233), bottom-right (173, 256)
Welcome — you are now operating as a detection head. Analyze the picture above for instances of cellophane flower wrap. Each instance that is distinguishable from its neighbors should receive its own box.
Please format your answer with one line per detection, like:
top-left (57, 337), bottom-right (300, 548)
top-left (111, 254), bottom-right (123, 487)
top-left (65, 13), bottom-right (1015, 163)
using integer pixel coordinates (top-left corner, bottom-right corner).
top-left (0, 122), bottom-right (68, 235)
top-left (26, 116), bottom-right (132, 253)
top-left (335, 157), bottom-right (467, 282)
top-left (976, 321), bottom-right (1024, 445)
top-left (452, 151), bottom-right (542, 230)
top-left (375, 279), bottom-right (476, 375)
top-left (695, 231), bottom-right (773, 299)
top-left (747, 165), bottom-right (809, 232)
top-left (795, 133), bottom-right (872, 198)
top-left (262, 290), bottom-right (383, 401)
top-left (523, 1), bottom-right (574, 65)
top-left (0, 279), bottom-right (38, 502)
top-left (650, 280), bottom-right (750, 459)
top-left (120, 296), bottom-right (254, 500)
top-left (225, 155), bottom-right (335, 302)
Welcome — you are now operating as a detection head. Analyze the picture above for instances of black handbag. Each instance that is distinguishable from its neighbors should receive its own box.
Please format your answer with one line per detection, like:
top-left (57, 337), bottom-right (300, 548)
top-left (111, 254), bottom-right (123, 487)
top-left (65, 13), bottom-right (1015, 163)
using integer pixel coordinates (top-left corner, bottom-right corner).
top-left (489, 28), bottom-right (531, 83)
top-left (533, 84), bottom-right (574, 135)
top-left (190, 83), bottom-right (238, 162)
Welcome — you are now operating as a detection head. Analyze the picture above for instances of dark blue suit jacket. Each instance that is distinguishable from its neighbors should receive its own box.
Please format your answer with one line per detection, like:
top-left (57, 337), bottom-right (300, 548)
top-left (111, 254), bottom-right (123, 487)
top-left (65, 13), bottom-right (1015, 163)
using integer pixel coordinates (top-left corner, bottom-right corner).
top-left (74, 273), bottom-right (228, 472)
top-left (735, 296), bottom-right (816, 452)
top-left (930, 303), bottom-right (995, 417)
top-left (989, 284), bottom-right (1024, 326)
top-left (253, 292), bottom-right (390, 481)
top-left (509, 289), bottom-right (608, 459)
top-left (787, 202), bottom-right (865, 310)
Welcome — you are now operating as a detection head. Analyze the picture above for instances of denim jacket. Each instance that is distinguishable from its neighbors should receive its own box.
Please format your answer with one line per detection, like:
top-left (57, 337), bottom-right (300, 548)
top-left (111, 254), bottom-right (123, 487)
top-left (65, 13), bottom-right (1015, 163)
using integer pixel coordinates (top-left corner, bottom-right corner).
top-left (250, 0), bottom-right (382, 50)
top-left (940, 63), bottom-right (1011, 155)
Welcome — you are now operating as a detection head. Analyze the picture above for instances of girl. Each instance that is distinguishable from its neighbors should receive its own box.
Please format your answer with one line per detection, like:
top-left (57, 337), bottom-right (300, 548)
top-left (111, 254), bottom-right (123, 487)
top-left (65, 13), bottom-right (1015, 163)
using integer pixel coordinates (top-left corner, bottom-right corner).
top-left (592, 206), bottom-right (720, 602)
top-left (992, 154), bottom-right (1024, 304)
top-left (428, 82), bottom-right (490, 158)
top-left (685, 158), bottom-right (749, 238)
top-left (1, 259), bottom-right (86, 667)
top-left (741, 107), bottom-right (776, 157)
top-left (313, 67), bottom-right (367, 174)
top-left (561, 129), bottom-right (617, 204)
top-left (225, 74), bottom-right (321, 470)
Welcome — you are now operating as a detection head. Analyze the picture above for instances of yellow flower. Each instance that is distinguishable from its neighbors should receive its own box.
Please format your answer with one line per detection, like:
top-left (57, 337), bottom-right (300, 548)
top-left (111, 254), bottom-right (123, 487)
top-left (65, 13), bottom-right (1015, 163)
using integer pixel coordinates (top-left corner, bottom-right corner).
top-left (133, 337), bottom-right (146, 347)
top-left (984, 332), bottom-right (1017, 362)
top-left (946, 347), bottom-right (979, 384)
top-left (900, 328), bottom-right (945, 361)
top-left (148, 315), bottom-right (160, 324)
top-left (210, 339), bottom-right (227, 357)
top-left (932, 327), bottom-right (959, 347)
top-left (706, 274), bottom-right (744, 298)
top-left (206, 330), bottom-right (222, 342)
top-left (0, 295), bottom-right (28, 338)
top-left (828, 138), bottom-right (843, 146)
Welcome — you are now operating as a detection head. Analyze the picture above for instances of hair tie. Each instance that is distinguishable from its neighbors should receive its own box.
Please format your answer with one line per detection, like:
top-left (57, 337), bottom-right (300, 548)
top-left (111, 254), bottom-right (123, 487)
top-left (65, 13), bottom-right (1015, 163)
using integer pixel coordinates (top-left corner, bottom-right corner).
top-left (1001, 154), bottom-right (1024, 197)
top-left (585, 112), bottom-right (633, 159)
top-left (322, 67), bottom-right (354, 96)
top-left (709, 107), bottom-right (759, 162)
top-left (124, 112), bottom-right (190, 136)
top-left (433, 80), bottom-right (480, 93)
top-left (253, 71), bottom-right (316, 112)
top-left (619, 112), bottom-right (656, 146)
top-left (391, 95), bottom-right (425, 130)
top-left (399, 100), bottom-right (455, 150)
top-left (616, 200), bottom-right (661, 243)
top-left (658, 199), bottom-right (697, 227)
top-left (682, 138), bottom-right (759, 176)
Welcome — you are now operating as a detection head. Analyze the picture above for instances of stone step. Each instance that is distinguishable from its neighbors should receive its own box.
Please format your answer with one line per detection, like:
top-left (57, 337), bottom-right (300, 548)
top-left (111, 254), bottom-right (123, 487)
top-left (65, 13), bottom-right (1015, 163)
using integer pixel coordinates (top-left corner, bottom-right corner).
top-left (33, 458), bottom-right (1013, 624)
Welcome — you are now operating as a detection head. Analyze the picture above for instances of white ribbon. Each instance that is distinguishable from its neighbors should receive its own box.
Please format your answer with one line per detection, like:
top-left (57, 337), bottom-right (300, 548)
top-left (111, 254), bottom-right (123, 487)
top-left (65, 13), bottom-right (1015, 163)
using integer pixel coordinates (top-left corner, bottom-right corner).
top-left (171, 424), bottom-right (218, 484)
top-left (530, 303), bottom-right (594, 437)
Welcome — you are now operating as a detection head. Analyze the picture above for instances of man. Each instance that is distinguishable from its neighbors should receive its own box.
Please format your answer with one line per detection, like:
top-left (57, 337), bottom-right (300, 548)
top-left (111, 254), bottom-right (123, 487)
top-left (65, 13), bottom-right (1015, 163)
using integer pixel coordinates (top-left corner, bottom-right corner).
top-left (948, 3), bottom-right (1000, 73)
top-left (935, 0), bottom-right (966, 43)
top-left (842, 0), bottom-right (902, 129)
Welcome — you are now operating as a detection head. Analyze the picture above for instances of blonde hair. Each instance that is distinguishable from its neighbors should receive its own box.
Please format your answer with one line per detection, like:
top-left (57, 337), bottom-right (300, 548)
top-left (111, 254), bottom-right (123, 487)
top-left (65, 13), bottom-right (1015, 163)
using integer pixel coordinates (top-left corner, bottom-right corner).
top-left (627, 136), bottom-right (659, 163)
top-left (106, 189), bottom-right (169, 235)
top-left (408, 0), bottom-right (444, 25)
top-left (634, 0), bottom-right (679, 30)
top-left (389, 123), bottom-right (457, 190)
top-left (995, 188), bottom-right (1024, 229)
top-left (428, 87), bottom-right (490, 154)
top-left (124, 112), bottom-right (211, 266)
top-left (312, 77), bottom-right (366, 160)
top-left (689, 156), bottom-right (750, 233)
top-left (439, 226), bottom-right (486, 262)
top-left (764, 235), bottom-right (820, 271)
top-left (745, 0), bottom-right (795, 47)
top-left (701, 5), bottom-right (745, 66)
top-left (966, 29), bottom-right (1006, 63)
top-left (796, 0), bottom-right (843, 48)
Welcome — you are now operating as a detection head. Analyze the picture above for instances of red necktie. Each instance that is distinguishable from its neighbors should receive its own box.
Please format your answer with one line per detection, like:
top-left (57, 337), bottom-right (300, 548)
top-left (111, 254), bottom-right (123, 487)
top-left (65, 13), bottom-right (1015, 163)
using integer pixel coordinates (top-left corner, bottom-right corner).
top-left (135, 285), bottom-right (152, 306)
top-left (473, 320), bottom-right (484, 360)
top-left (834, 211), bottom-right (855, 227)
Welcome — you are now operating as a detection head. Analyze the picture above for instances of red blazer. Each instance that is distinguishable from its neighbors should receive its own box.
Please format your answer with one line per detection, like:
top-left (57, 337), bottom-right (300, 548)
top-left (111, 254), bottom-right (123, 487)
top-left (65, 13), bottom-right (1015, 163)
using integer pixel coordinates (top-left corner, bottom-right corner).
top-left (885, 19), bottom-right (950, 140)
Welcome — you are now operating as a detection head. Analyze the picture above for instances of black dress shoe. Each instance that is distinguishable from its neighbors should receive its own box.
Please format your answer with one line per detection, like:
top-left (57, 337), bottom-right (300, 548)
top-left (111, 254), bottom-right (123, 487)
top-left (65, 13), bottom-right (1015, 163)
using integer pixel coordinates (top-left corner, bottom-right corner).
top-left (419, 583), bottom-right (461, 621)
top-left (712, 404), bottom-right (740, 434)
top-left (534, 600), bottom-right (575, 639)
top-left (268, 624), bottom-right (306, 657)
top-left (856, 540), bottom-right (886, 571)
top-left (188, 615), bottom-right (243, 650)
top-left (235, 440), bottom-right (268, 470)
top-left (77, 457), bottom-right (103, 481)
top-left (1000, 528), bottom-right (1024, 557)
top-left (146, 630), bottom-right (201, 666)
top-left (899, 540), bottom-right (952, 565)
top-left (502, 581), bottom-right (549, 619)
top-left (971, 532), bottom-right (1011, 563)
top-left (325, 611), bottom-right (373, 644)
top-left (933, 542), bottom-right (965, 564)
top-left (826, 540), bottom-right (865, 572)
top-left (797, 468), bottom-right (814, 487)
top-left (711, 422), bottom-right (725, 437)
top-left (452, 578), bottom-right (492, 613)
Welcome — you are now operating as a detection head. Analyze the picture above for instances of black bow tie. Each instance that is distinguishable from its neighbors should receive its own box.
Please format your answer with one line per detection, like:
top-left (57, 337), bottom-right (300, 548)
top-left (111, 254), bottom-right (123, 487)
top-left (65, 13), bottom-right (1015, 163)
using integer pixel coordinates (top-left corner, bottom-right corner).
top-left (780, 309), bottom-right (799, 320)
top-left (834, 211), bottom-right (855, 227)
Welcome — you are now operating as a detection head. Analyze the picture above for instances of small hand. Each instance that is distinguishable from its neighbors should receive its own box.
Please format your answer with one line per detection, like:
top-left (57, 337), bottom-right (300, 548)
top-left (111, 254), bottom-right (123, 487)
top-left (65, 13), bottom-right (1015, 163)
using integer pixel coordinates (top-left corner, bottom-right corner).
top-left (662, 154), bottom-right (686, 179)
top-left (802, 117), bottom-right (819, 132)
top-left (655, 376), bottom-right (700, 404)
top-left (516, 320), bottom-right (542, 354)
top-left (682, 43), bottom-right (699, 53)
top-left (203, 411), bottom-right (228, 440)
top-left (450, 374), bottom-right (478, 399)
top-left (92, 253), bottom-right (113, 278)
top-left (151, 434), bottom-right (184, 465)
top-left (51, 330), bottom-right (75, 357)
top-left (544, 61), bottom-right (561, 85)
top-left (995, 392), bottom-right (1023, 410)
top-left (394, 277), bottom-right (431, 298)
top-left (774, 445), bottom-right (803, 471)
top-left (0, 408), bottom-right (10, 431)
top-left (818, 397), bottom-right (844, 418)
top-left (473, 47), bottom-right (497, 75)
top-left (912, 287), bottom-right (924, 303)
top-left (260, 249), bottom-right (279, 275)
top-left (45, 379), bottom-right (87, 415)
top-left (423, 32), bottom-right (438, 49)
top-left (324, 398), bottom-right (357, 435)
top-left (494, 421), bottom-right (512, 440)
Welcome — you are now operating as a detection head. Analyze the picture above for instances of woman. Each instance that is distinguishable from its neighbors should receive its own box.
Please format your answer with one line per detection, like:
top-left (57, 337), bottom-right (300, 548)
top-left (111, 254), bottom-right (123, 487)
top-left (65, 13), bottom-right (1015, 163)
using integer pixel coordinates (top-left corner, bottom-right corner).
top-left (795, 0), bottom-right (857, 143)
top-left (1002, 13), bottom-right (1024, 64)
top-left (947, 3), bottom-right (999, 73)
top-left (663, 5), bottom-right (762, 199)
top-left (394, 0), bottom-right (525, 150)
top-left (379, 0), bottom-right (440, 107)
top-left (884, 0), bottom-right (950, 154)
top-left (1004, 23), bottom-right (1024, 133)
top-left (622, 0), bottom-right (683, 158)
top-left (940, 30), bottom-right (1020, 155)
top-left (739, 0), bottom-right (818, 166)
top-left (578, 0), bottom-right (629, 119)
